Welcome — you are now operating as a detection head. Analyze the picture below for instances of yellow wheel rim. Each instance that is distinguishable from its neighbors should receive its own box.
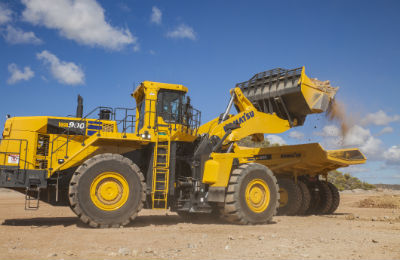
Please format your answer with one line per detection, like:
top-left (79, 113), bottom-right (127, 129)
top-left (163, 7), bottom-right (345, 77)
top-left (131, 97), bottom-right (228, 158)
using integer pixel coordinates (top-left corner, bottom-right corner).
top-left (245, 179), bottom-right (270, 213)
top-left (279, 188), bottom-right (288, 207)
top-left (90, 172), bottom-right (129, 211)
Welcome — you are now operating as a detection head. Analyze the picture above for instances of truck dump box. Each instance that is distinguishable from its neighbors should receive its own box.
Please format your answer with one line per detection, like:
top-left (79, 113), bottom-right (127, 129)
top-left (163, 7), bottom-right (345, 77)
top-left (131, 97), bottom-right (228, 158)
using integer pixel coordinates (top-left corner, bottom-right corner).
top-left (236, 143), bottom-right (366, 176)
top-left (236, 67), bottom-right (338, 126)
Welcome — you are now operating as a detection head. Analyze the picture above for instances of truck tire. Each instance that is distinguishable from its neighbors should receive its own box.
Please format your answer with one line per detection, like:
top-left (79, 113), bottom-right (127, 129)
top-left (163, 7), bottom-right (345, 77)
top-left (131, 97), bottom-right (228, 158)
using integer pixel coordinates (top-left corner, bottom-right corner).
top-left (296, 179), bottom-right (311, 215)
top-left (277, 178), bottom-right (302, 216)
top-left (221, 163), bottom-right (279, 224)
top-left (305, 180), bottom-right (320, 215)
top-left (68, 153), bottom-right (146, 228)
top-left (326, 182), bottom-right (340, 214)
top-left (315, 181), bottom-right (333, 215)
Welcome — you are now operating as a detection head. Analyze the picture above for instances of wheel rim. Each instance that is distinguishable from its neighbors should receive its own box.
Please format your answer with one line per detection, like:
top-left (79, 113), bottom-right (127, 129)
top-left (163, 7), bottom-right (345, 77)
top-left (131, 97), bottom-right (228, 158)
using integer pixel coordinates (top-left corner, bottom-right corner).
top-left (90, 172), bottom-right (129, 211)
top-left (279, 188), bottom-right (289, 207)
top-left (245, 179), bottom-right (270, 213)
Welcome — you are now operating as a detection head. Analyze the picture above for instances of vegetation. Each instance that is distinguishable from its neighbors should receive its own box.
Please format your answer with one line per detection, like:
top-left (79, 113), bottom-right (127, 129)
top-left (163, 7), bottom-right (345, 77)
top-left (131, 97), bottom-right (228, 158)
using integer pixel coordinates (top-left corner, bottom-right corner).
top-left (328, 170), bottom-right (376, 191)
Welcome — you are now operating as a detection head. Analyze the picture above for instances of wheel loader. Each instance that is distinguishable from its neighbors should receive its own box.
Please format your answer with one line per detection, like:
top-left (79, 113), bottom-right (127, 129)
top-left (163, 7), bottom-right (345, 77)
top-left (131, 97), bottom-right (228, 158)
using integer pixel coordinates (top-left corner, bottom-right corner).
top-left (0, 67), bottom-right (366, 227)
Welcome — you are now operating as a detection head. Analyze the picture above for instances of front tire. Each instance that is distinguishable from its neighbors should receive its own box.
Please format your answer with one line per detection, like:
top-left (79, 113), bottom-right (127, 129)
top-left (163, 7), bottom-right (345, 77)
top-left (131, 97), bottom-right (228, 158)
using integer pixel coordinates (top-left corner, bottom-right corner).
top-left (68, 153), bottom-right (146, 228)
top-left (222, 163), bottom-right (279, 224)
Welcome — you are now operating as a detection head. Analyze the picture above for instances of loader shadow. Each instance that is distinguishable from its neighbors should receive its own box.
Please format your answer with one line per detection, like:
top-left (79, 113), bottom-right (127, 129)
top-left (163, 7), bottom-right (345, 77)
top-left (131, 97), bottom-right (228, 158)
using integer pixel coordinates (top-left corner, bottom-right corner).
top-left (128, 214), bottom-right (228, 227)
top-left (2, 215), bottom-right (277, 228)
top-left (2, 217), bottom-right (78, 227)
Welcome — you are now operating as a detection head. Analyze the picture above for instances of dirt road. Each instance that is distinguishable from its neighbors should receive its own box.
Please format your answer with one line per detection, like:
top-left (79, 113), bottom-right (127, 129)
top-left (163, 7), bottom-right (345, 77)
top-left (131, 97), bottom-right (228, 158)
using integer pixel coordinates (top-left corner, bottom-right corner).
top-left (0, 189), bottom-right (399, 260)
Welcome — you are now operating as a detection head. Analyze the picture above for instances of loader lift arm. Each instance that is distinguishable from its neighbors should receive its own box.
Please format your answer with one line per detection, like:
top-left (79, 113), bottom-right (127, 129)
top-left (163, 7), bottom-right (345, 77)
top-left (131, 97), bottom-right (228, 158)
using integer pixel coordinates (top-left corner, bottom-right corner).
top-left (198, 66), bottom-right (338, 147)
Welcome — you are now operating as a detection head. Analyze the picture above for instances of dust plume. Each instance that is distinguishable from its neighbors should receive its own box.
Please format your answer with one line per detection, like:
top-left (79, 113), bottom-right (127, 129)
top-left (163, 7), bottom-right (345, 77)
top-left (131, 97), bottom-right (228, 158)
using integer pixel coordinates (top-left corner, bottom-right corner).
top-left (326, 99), bottom-right (352, 137)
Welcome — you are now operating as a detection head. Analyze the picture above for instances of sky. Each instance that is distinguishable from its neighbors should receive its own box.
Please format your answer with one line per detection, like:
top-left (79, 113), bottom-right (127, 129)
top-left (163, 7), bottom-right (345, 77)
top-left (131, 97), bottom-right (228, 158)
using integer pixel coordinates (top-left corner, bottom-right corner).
top-left (0, 0), bottom-right (399, 184)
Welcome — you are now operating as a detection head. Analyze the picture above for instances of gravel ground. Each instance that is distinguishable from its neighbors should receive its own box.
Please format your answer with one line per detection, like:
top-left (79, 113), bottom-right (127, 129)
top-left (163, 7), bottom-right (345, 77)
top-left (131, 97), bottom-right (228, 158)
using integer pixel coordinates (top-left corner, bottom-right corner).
top-left (0, 188), bottom-right (399, 260)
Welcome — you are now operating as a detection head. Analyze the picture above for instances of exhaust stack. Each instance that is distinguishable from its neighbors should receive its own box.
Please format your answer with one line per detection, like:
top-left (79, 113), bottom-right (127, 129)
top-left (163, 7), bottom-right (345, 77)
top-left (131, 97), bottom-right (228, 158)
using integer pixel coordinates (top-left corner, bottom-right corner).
top-left (76, 95), bottom-right (83, 118)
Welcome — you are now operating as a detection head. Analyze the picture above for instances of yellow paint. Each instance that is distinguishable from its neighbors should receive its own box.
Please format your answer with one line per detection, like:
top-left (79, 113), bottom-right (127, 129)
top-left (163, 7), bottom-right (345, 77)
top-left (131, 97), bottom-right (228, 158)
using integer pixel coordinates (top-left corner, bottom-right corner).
top-left (299, 66), bottom-right (337, 114)
top-left (234, 143), bottom-right (366, 177)
top-left (245, 179), bottom-right (270, 213)
top-left (90, 171), bottom-right (129, 211)
top-left (202, 154), bottom-right (234, 187)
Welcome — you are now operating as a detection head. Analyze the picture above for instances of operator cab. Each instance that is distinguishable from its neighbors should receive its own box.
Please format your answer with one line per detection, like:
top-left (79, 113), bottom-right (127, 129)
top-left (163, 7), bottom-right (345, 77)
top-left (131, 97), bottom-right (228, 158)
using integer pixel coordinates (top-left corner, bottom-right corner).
top-left (132, 81), bottom-right (200, 134)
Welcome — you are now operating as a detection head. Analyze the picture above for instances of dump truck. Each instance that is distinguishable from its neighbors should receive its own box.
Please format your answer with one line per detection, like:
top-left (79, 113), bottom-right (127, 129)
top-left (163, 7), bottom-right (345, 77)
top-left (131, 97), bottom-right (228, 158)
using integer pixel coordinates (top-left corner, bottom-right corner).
top-left (0, 67), bottom-right (366, 227)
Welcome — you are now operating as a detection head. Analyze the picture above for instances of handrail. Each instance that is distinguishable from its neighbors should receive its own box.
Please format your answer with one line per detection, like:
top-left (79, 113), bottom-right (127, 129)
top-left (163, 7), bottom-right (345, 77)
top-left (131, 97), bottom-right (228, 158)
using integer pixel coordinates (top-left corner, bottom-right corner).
top-left (0, 138), bottom-right (29, 173)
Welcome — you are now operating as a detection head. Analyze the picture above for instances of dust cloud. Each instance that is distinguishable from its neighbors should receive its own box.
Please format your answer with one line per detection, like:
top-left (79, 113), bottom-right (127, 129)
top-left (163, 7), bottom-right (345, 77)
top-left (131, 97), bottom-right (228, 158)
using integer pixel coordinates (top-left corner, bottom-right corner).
top-left (326, 99), bottom-right (352, 137)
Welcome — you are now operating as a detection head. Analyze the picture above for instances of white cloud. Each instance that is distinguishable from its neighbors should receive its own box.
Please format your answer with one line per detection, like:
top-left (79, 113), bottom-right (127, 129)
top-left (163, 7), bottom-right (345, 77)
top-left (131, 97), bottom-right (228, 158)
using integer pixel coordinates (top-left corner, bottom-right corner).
top-left (150, 6), bottom-right (162, 25)
top-left (289, 130), bottom-right (304, 140)
top-left (3, 25), bottom-right (42, 44)
top-left (383, 146), bottom-right (400, 165)
top-left (317, 124), bottom-right (383, 159)
top-left (266, 135), bottom-right (286, 145)
top-left (344, 165), bottom-right (367, 174)
top-left (360, 110), bottom-right (400, 126)
top-left (37, 50), bottom-right (84, 85)
top-left (7, 63), bottom-right (34, 84)
top-left (133, 43), bottom-right (140, 52)
top-left (315, 124), bottom-right (341, 137)
top-left (377, 126), bottom-right (394, 136)
top-left (343, 125), bottom-right (383, 158)
top-left (166, 24), bottom-right (196, 40)
top-left (0, 4), bottom-right (12, 25)
top-left (21, 0), bottom-right (137, 50)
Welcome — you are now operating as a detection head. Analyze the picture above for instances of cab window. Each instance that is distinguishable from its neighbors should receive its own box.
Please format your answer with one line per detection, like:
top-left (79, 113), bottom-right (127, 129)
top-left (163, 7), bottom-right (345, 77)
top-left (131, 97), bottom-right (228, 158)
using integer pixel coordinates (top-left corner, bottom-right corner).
top-left (157, 90), bottom-right (185, 124)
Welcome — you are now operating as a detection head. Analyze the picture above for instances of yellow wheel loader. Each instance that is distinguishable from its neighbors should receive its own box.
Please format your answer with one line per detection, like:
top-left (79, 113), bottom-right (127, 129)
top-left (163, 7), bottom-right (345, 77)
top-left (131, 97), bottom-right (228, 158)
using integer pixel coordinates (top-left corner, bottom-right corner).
top-left (0, 67), bottom-right (365, 227)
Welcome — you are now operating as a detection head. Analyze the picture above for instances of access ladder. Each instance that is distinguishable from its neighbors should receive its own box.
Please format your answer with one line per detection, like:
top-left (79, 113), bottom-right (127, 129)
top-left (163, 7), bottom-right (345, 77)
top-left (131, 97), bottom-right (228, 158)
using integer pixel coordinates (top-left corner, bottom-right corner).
top-left (151, 130), bottom-right (171, 209)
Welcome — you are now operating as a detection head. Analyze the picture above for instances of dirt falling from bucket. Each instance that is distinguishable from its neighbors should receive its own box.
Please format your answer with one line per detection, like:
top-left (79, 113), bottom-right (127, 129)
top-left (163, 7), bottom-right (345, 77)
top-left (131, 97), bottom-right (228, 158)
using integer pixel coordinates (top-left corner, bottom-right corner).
top-left (326, 99), bottom-right (352, 137)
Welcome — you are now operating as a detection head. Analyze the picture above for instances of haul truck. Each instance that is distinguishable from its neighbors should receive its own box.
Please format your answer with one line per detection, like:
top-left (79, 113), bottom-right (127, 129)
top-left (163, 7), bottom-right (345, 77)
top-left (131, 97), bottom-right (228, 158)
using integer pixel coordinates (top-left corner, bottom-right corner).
top-left (0, 67), bottom-right (365, 227)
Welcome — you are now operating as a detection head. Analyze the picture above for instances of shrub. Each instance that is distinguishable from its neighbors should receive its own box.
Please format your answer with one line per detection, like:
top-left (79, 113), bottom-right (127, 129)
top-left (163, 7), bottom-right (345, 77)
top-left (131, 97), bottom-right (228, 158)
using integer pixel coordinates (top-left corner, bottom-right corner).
top-left (328, 170), bottom-right (375, 191)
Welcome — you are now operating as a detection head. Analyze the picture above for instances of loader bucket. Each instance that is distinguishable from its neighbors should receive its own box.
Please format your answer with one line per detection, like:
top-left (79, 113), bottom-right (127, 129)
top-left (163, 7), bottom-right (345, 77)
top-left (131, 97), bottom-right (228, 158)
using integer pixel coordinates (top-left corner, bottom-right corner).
top-left (236, 67), bottom-right (338, 126)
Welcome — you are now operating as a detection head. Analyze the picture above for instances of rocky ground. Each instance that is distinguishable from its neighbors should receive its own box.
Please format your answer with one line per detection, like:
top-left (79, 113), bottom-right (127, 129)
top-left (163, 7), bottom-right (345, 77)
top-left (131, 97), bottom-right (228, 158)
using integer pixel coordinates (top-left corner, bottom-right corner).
top-left (0, 188), bottom-right (399, 260)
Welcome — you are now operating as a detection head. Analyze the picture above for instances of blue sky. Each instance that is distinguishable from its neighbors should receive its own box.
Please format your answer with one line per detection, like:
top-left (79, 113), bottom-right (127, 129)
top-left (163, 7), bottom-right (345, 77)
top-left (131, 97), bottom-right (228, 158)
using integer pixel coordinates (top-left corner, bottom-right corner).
top-left (0, 0), bottom-right (399, 184)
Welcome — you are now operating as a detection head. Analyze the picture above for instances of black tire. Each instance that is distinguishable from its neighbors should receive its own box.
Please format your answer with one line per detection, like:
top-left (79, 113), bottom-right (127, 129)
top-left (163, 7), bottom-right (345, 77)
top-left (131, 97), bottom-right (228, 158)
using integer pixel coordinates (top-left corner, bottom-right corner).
top-left (315, 181), bottom-right (333, 215)
top-left (221, 163), bottom-right (279, 225)
top-left (305, 180), bottom-right (320, 215)
top-left (296, 179), bottom-right (311, 215)
top-left (69, 153), bottom-right (146, 228)
top-left (277, 178), bottom-right (302, 216)
top-left (326, 182), bottom-right (340, 214)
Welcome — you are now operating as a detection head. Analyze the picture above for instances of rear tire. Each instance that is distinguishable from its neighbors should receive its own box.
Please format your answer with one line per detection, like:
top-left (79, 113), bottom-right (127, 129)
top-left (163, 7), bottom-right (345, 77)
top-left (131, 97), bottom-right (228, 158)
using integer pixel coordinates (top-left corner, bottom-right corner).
top-left (315, 181), bottom-right (333, 215)
top-left (305, 180), bottom-right (320, 215)
top-left (68, 153), bottom-right (146, 228)
top-left (326, 182), bottom-right (340, 214)
top-left (277, 178), bottom-right (302, 216)
top-left (296, 179), bottom-right (311, 215)
top-left (222, 163), bottom-right (279, 224)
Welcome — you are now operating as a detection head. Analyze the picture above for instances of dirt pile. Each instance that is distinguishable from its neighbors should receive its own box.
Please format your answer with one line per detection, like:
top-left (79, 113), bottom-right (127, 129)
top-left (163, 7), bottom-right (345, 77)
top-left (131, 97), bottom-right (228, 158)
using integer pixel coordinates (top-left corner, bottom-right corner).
top-left (358, 195), bottom-right (400, 209)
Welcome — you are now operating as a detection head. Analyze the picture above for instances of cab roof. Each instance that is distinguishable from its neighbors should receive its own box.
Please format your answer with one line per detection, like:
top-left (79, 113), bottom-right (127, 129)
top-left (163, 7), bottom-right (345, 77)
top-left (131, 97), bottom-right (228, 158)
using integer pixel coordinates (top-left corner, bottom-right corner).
top-left (132, 81), bottom-right (188, 101)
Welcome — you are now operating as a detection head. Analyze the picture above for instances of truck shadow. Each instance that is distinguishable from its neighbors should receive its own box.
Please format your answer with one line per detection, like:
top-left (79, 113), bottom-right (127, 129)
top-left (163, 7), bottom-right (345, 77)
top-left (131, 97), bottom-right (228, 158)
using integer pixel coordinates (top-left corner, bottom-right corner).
top-left (2, 215), bottom-right (277, 228)
top-left (2, 217), bottom-right (78, 227)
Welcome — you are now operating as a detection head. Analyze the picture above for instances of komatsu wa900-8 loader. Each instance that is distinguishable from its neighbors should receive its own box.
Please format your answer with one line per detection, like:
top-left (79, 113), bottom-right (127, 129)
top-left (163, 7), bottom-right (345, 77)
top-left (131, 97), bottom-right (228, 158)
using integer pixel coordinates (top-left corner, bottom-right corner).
top-left (0, 67), bottom-right (365, 227)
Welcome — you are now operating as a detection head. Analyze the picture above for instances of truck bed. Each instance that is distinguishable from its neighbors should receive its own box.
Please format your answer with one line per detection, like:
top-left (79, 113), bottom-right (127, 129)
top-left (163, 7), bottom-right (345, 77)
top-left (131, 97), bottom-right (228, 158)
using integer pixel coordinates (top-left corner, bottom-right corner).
top-left (235, 143), bottom-right (366, 177)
